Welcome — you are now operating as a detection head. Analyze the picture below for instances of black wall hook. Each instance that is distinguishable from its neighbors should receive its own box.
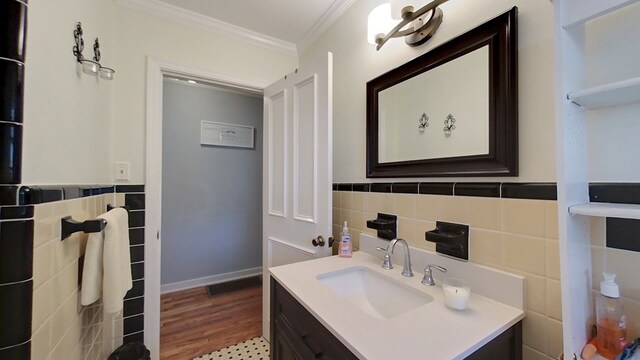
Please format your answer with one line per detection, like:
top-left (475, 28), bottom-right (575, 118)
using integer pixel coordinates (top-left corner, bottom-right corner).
top-left (61, 216), bottom-right (106, 241)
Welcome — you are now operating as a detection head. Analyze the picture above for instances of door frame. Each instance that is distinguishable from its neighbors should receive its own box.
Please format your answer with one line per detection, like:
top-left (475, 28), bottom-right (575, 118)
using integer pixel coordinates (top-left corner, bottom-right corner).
top-left (144, 57), bottom-right (269, 359)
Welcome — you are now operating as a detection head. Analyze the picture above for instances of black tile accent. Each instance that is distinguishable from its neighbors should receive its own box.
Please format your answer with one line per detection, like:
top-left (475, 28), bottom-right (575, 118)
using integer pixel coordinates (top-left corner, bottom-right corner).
top-left (62, 186), bottom-right (82, 200)
top-left (0, 186), bottom-right (18, 205)
top-left (352, 183), bottom-right (371, 192)
top-left (501, 183), bottom-right (557, 200)
top-left (0, 60), bottom-right (25, 123)
top-left (0, 280), bottom-right (32, 348)
top-left (418, 182), bottom-right (454, 195)
top-left (455, 183), bottom-right (501, 198)
top-left (125, 279), bottom-right (144, 299)
top-left (128, 211), bottom-right (145, 228)
top-left (0, 219), bottom-right (33, 284)
top-left (0, 122), bottom-right (22, 184)
top-left (19, 186), bottom-right (63, 205)
top-left (606, 218), bottom-right (640, 253)
top-left (130, 245), bottom-right (144, 263)
top-left (392, 182), bottom-right (419, 194)
top-left (0, 341), bottom-right (30, 359)
top-left (0, 0), bottom-right (27, 62)
top-left (125, 194), bottom-right (145, 210)
top-left (590, 183), bottom-right (640, 205)
top-left (336, 183), bottom-right (352, 191)
top-left (123, 331), bottom-right (144, 344)
top-left (370, 183), bottom-right (392, 193)
top-left (116, 185), bottom-right (145, 193)
top-left (131, 262), bottom-right (144, 280)
top-left (100, 186), bottom-right (115, 194)
top-left (332, 184), bottom-right (338, 191)
top-left (123, 314), bottom-right (144, 335)
top-left (0, 205), bottom-right (32, 219)
top-left (129, 228), bottom-right (145, 245)
top-left (123, 297), bottom-right (144, 318)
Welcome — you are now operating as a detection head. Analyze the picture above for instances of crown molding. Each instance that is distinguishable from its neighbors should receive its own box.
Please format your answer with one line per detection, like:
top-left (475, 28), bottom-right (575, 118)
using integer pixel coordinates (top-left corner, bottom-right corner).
top-left (114, 0), bottom-right (298, 57)
top-left (297, 0), bottom-right (357, 54)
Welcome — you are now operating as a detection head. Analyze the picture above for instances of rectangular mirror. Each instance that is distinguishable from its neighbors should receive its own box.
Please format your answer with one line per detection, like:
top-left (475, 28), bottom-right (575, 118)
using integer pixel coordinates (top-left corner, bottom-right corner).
top-left (367, 7), bottom-right (518, 178)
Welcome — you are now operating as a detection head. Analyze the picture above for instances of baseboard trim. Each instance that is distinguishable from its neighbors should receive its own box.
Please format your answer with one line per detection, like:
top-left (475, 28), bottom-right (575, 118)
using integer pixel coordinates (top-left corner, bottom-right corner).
top-left (161, 267), bottom-right (262, 294)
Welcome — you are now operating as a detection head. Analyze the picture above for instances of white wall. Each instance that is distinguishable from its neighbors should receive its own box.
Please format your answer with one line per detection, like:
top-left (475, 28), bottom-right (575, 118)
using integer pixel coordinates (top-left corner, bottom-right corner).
top-left (161, 80), bottom-right (263, 286)
top-left (110, 5), bottom-right (298, 184)
top-left (23, 0), bottom-right (115, 184)
top-left (301, 0), bottom-right (556, 182)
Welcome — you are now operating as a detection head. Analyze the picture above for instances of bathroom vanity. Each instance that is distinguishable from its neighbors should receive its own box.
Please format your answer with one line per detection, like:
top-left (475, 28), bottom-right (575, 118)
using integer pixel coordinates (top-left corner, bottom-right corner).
top-left (269, 235), bottom-right (525, 360)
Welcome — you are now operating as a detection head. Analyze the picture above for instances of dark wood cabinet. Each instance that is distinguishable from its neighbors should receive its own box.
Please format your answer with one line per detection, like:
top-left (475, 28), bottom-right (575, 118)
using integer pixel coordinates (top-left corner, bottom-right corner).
top-left (270, 277), bottom-right (522, 360)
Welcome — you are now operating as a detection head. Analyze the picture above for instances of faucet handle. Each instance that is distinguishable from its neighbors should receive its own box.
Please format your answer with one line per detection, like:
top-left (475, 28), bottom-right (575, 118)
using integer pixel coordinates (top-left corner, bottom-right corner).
top-left (422, 264), bottom-right (447, 286)
top-left (376, 247), bottom-right (393, 270)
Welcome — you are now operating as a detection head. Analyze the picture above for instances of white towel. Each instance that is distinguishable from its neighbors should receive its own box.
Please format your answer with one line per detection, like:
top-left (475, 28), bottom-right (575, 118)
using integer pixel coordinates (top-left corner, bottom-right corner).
top-left (80, 208), bottom-right (133, 313)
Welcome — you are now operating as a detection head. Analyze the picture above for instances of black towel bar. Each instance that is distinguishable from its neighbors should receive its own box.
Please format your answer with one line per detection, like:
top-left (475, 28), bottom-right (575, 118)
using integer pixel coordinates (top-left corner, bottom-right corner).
top-left (106, 204), bottom-right (130, 212)
top-left (61, 216), bottom-right (107, 241)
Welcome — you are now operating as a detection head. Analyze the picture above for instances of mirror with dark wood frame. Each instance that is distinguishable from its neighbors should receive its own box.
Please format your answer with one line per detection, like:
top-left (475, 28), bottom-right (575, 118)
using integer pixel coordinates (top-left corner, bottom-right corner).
top-left (366, 7), bottom-right (518, 178)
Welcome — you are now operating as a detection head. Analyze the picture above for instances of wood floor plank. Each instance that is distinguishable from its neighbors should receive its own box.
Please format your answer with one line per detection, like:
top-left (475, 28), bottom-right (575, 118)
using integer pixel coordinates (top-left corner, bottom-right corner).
top-left (160, 285), bottom-right (262, 360)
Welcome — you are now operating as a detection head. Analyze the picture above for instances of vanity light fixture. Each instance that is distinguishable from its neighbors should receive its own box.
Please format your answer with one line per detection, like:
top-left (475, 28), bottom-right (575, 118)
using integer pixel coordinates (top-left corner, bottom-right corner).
top-left (443, 114), bottom-right (456, 137)
top-left (368, 0), bottom-right (448, 50)
top-left (72, 22), bottom-right (115, 80)
top-left (418, 113), bottom-right (429, 133)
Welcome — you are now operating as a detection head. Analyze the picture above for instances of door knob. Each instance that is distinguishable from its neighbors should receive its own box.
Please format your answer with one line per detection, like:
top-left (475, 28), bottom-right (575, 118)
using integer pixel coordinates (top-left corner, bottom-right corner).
top-left (312, 235), bottom-right (325, 247)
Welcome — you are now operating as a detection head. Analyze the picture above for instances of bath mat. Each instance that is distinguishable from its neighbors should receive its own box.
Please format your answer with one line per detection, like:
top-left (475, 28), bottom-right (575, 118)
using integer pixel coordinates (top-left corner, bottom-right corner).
top-left (205, 276), bottom-right (262, 298)
top-left (192, 337), bottom-right (269, 360)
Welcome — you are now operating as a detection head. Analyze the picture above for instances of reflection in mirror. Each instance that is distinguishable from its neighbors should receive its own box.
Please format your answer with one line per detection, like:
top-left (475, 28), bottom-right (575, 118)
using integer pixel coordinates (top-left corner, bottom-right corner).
top-left (378, 45), bottom-right (489, 163)
top-left (366, 7), bottom-right (518, 178)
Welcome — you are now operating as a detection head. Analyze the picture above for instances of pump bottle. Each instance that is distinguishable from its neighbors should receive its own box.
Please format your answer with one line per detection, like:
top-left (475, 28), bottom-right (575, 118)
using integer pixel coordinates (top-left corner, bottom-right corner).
top-left (596, 272), bottom-right (627, 359)
top-left (339, 221), bottom-right (352, 258)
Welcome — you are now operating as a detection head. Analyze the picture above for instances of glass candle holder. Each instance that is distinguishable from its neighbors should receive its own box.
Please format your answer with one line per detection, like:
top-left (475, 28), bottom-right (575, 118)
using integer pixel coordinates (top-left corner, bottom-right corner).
top-left (80, 59), bottom-right (100, 75)
top-left (99, 66), bottom-right (115, 80)
top-left (442, 278), bottom-right (470, 310)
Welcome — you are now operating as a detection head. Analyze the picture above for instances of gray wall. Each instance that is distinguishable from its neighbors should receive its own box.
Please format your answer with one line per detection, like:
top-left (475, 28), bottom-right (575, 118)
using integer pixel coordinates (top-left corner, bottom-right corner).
top-left (161, 79), bottom-right (263, 286)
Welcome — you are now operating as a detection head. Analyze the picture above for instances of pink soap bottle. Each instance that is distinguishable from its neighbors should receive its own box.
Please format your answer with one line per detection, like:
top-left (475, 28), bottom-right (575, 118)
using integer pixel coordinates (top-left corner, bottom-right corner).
top-left (339, 221), bottom-right (352, 258)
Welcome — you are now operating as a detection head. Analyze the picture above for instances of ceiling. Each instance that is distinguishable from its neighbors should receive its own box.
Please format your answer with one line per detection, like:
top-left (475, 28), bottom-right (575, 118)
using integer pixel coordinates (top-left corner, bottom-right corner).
top-left (156, 0), bottom-right (354, 49)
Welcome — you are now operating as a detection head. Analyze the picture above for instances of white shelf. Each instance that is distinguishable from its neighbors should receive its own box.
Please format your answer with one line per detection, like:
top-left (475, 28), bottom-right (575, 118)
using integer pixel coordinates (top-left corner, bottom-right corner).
top-left (568, 77), bottom-right (640, 110)
top-left (569, 202), bottom-right (640, 219)
top-left (563, 0), bottom-right (640, 28)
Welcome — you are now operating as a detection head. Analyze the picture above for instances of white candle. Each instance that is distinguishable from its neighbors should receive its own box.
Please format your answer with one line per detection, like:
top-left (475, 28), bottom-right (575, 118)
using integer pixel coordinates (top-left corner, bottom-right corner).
top-left (444, 286), bottom-right (470, 310)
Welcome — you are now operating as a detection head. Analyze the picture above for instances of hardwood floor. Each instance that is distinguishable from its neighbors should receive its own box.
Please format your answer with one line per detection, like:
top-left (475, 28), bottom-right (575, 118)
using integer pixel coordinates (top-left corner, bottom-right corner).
top-left (160, 285), bottom-right (262, 360)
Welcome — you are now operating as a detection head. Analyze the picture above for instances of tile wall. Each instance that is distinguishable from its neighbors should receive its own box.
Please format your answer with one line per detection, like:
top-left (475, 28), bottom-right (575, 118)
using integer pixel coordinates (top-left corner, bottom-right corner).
top-left (332, 183), bottom-right (563, 360)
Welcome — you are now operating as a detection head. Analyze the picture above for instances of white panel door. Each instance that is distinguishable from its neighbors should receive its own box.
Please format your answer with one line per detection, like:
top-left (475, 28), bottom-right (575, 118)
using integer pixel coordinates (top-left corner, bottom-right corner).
top-left (262, 52), bottom-right (333, 339)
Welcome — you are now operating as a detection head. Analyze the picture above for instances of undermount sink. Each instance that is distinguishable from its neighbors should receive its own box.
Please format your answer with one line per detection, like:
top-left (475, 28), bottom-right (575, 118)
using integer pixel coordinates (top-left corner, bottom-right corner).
top-left (316, 266), bottom-right (433, 319)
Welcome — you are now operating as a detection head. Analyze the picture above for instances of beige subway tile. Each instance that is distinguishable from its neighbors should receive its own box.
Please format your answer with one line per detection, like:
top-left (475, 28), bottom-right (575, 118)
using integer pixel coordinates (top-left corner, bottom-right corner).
top-left (523, 345), bottom-right (552, 360)
top-left (503, 199), bottom-right (546, 237)
top-left (522, 310), bottom-right (548, 354)
top-left (50, 290), bottom-right (80, 350)
top-left (363, 212), bottom-right (377, 236)
top-left (352, 192), bottom-right (365, 212)
top-left (546, 240), bottom-right (561, 280)
top-left (32, 280), bottom-right (54, 331)
top-left (545, 201), bottom-right (559, 240)
top-left (397, 218), bottom-right (415, 244)
top-left (436, 196), bottom-right (466, 224)
top-left (342, 192), bottom-right (353, 210)
top-left (415, 220), bottom-right (436, 251)
top-left (33, 242), bottom-right (54, 290)
top-left (469, 228), bottom-right (502, 266)
top-left (52, 261), bottom-right (79, 311)
top-left (590, 217), bottom-right (606, 246)
top-left (342, 210), bottom-right (354, 231)
top-left (363, 192), bottom-right (378, 213)
top-left (50, 314), bottom-right (82, 360)
top-left (415, 194), bottom-right (438, 221)
top-left (591, 246), bottom-right (604, 292)
top-left (503, 233), bottom-right (547, 276)
top-left (33, 203), bottom-right (56, 247)
top-left (332, 207), bottom-right (342, 226)
top-left (351, 230), bottom-right (361, 250)
top-left (52, 232), bottom-right (80, 272)
top-left (546, 318), bottom-right (564, 358)
top-left (604, 247), bottom-right (640, 300)
top-left (396, 194), bottom-right (416, 218)
top-left (524, 273), bottom-right (547, 315)
top-left (31, 319), bottom-right (51, 360)
top-left (546, 279), bottom-right (562, 321)
top-left (115, 193), bottom-right (125, 207)
top-left (332, 192), bottom-right (341, 208)
top-left (351, 211), bottom-right (366, 232)
top-left (466, 197), bottom-right (501, 231)
top-left (624, 299), bottom-right (640, 340)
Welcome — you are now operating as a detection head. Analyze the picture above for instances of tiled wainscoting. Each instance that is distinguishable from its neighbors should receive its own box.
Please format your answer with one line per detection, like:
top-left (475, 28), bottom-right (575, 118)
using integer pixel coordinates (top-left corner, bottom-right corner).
top-left (332, 182), bottom-right (640, 360)
top-left (0, 185), bottom-right (145, 360)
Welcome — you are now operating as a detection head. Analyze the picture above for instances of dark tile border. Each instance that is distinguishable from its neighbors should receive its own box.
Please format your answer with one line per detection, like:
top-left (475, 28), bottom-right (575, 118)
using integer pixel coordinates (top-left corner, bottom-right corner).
top-left (17, 185), bottom-right (126, 205)
top-left (0, 280), bottom-right (32, 348)
top-left (502, 183), bottom-right (557, 200)
top-left (590, 183), bottom-right (640, 205)
top-left (0, 340), bottom-right (30, 359)
top-left (0, 122), bottom-right (22, 184)
top-left (606, 218), bottom-right (640, 252)
top-left (123, 314), bottom-right (144, 334)
top-left (0, 205), bottom-right (32, 219)
top-left (455, 183), bottom-right (501, 198)
top-left (418, 182), bottom-right (454, 195)
top-left (116, 185), bottom-right (145, 193)
top-left (392, 182), bottom-right (419, 194)
top-left (352, 183), bottom-right (370, 192)
top-left (0, 186), bottom-right (18, 205)
top-left (370, 183), bottom-right (392, 193)
top-left (0, 219), bottom-right (33, 284)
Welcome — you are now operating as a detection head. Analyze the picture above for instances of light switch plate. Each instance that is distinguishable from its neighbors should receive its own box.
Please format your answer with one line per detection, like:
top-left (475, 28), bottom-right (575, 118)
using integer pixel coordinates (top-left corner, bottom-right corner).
top-left (114, 162), bottom-right (130, 181)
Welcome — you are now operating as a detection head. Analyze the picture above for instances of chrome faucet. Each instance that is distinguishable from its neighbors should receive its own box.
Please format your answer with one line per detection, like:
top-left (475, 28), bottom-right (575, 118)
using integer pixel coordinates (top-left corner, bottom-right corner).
top-left (376, 238), bottom-right (413, 277)
top-left (422, 264), bottom-right (447, 286)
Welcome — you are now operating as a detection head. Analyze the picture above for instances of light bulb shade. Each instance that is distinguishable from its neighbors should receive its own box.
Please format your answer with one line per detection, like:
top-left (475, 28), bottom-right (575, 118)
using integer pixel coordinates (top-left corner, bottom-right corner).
top-left (81, 59), bottom-right (100, 75)
top-left (367, 3), bottom-right (394, 45)
top-left (99, 66), bottom-right (115, 80)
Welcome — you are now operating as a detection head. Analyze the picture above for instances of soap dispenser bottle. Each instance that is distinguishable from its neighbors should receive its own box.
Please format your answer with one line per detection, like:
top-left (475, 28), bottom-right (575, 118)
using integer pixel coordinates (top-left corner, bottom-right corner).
top-left (339, 221), bottom-right (352, 258)
top-left (596, 272), bottom-right (627, 359)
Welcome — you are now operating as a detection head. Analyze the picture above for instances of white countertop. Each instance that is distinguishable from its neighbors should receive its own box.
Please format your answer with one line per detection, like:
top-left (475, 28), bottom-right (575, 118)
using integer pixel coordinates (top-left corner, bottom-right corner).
top-left (269, 250), bottom-right (525, 360)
